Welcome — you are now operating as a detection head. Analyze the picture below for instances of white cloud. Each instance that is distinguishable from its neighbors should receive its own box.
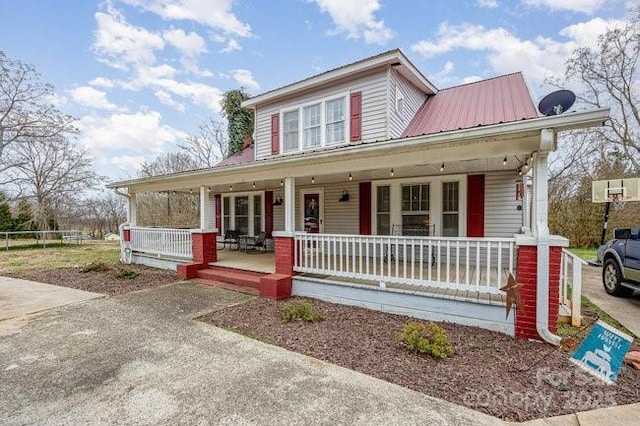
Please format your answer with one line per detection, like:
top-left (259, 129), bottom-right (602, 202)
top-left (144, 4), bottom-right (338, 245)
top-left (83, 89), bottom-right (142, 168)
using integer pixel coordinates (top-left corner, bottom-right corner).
top-left (477, 0), bottom-right (499, 8)
top-left (70, 86), bottom-right (117, 110)
top-left (93, 5), bottom-right (164, 69)
top-left (230, 69), bottom-right (259, 91)
top-left (163, 28), bottom-right (207, 57)
top-left (110, 155), bottom-right (147, 172)
top-left (89, 77), bottom-right (114, 89)
top-left (219, 38), bottom-right (241, 53)
top-left (313, 0), bottom-right (394, 45)
top-left (154, 90), bottom-right (186, 112)
top-left (411, 17), bottom-right (627, 87)
top-left (462, 75), bottom-right (483, 84)
top-left (155, 79), bottom-right (223, 111)
top-left (522, 0), bottom-right (607, 14)
top-left (47, 93), bottom-right (68, 107)
top-left (79, 111), bottom-right (186, 153)
top-left (122, 0), bottom-right (252, 37)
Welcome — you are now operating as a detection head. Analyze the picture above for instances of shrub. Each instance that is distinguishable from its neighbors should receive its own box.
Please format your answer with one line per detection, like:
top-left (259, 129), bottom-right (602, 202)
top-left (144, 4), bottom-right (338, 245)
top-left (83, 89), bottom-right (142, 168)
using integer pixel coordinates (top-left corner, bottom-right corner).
top-left (396, 321), bottom-right (453, 359)
top-left (281, 300), bottom-right (323, 323)
top-left (80, 261), bottom-right (110, 273)
top-left (115, 268), bottom-right (139, 279)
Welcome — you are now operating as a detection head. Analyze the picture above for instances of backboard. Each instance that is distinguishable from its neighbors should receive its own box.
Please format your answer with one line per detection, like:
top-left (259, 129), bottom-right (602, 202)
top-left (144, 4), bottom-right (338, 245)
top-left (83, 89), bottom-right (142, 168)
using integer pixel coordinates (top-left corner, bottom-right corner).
top-left (592, 178), bottom-right (640, 203)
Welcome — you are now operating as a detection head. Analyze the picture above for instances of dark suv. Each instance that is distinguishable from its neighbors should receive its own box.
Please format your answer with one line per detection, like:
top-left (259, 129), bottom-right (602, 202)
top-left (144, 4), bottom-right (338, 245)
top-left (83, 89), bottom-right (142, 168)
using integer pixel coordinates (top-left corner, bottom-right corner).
top-left (600, 227), bottom-right (640, 297)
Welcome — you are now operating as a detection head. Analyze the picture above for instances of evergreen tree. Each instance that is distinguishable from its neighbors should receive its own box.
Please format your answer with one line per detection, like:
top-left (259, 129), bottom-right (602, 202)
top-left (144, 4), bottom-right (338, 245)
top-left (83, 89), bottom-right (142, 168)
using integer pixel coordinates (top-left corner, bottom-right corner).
top-left (0, 192), bottom-right (12, 231)
top-left (13, 200), bottom-right (34, 231)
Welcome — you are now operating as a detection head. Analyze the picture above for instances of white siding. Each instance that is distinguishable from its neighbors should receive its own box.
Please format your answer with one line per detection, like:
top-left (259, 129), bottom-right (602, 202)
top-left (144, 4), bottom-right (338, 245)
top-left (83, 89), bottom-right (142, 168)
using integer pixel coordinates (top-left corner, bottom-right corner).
top-left (254, 71), bottom-right (388, 160)
top-left (388, 69), bottom-right (428, 139)
top-left (485, 172), bottom-right (523, 238)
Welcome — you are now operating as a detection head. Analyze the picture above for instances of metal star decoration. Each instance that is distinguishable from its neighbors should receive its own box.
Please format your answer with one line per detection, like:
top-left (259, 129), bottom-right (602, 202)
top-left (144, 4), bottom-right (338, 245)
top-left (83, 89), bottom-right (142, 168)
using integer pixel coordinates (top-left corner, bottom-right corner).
top-left (500, 273), bottom-right (523, 318)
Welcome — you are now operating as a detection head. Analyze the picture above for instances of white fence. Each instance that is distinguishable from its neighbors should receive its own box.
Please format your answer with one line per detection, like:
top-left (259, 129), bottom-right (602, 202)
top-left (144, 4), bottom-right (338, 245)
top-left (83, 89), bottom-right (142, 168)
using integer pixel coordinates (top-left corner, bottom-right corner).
top-left (560, 249), bottom-right (585, 327)
top-left (129, 226), bottom-right (194, 260)
top-left (294, 233), bottom-right (515, 294)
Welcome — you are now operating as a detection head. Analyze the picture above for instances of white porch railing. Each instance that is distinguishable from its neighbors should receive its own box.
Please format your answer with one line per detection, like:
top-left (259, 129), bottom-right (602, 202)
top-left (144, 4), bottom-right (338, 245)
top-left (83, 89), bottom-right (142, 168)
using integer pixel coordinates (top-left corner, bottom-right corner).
top-left (294, 233), bottom-right (515, 295)
top-left (560, 249), bottom-right (585, 327)
top-left (129, 226), bottom-right (194, 259)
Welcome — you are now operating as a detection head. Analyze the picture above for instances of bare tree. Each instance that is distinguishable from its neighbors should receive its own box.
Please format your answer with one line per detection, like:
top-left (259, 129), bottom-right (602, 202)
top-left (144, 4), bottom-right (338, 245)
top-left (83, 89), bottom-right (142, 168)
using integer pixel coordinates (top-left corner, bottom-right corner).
top-left (562, 9), bottom-right (640, 169)
top-left (139, 151), bottom-right (200, 177)
top-left (7, 136), bottom-right (100, 231)
top-left (0, 51), bottom-right (76, 174)
top-left (179, 119), bottom-right (228, 167)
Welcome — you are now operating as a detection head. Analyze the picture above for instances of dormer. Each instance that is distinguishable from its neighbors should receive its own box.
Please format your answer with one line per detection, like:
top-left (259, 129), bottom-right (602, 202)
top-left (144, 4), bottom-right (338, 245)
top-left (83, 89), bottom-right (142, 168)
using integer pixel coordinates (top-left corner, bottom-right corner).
top-left (241, 49), bottom-right (437, 161)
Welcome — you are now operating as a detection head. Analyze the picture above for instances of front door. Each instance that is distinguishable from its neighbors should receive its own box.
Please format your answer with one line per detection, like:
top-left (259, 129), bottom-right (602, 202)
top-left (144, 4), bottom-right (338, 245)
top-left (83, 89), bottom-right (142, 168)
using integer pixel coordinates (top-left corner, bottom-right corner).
top-left (303, 192), bottom-right (322, 233)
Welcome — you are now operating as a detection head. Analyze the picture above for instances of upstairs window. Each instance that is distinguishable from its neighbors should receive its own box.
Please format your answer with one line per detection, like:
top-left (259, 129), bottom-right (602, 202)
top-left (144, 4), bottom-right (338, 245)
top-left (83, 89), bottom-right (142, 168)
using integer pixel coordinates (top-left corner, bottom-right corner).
top-left (303, 103), bottom-right (321, 148)
top-left (283, 110), bottom-right (299, 152)
top-left (280, 94), bottom-right (348, 153)
top-left (326, 97), bottom-right (345, 145)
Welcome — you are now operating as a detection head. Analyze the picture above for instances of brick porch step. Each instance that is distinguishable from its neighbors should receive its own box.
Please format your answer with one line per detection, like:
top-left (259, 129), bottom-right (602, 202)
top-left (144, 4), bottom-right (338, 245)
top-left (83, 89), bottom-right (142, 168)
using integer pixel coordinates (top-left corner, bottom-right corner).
top-left (192, 278), bottom-right (260, 296)
top-left (196, 266), bottom-right (266, 290)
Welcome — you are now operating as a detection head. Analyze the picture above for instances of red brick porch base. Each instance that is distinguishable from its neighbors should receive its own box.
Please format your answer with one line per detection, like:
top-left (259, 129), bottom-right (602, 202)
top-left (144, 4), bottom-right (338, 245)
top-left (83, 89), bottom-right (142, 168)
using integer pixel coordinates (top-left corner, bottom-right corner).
top-left (123, 228), bottom-right (131, 242)
top-left (515, 244), bottom-right (562, 340)
top-left (259, 273), bottom-right (292, 300)
top-left (192, 231), bottom-right (217, 264)
top-left (177, 262), bottom-right (204, 279)
top-left (274, 236), bottom-right (294, 275)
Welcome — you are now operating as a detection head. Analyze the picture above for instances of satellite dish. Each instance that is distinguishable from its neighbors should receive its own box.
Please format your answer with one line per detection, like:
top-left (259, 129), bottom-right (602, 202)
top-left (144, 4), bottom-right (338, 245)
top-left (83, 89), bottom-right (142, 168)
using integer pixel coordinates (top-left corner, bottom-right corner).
top-left (538, 90), bottom-right (576, 116)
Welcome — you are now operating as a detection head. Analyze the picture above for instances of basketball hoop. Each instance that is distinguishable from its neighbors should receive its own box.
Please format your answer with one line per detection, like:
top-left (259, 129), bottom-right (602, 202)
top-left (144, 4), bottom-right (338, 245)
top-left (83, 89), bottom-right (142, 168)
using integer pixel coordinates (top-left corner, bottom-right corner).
top-left (609, 193), bottom-right (628, 211)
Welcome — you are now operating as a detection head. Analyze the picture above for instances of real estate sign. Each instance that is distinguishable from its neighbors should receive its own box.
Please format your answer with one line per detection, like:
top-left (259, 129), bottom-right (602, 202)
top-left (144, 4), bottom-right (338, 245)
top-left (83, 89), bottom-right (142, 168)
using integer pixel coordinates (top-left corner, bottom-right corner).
top-left (570, 320), bottom-right (633, 384)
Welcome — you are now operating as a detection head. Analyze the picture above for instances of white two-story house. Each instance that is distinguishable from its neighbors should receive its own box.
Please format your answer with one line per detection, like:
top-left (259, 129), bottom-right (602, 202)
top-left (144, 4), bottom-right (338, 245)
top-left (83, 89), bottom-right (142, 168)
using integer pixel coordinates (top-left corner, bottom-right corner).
top-left (108, 49), bottom-right (608, 342)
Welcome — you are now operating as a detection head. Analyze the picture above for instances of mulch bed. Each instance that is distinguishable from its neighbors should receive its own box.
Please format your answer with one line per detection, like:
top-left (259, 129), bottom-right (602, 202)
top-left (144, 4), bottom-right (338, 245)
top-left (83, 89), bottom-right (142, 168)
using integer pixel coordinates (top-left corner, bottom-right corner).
top-left (203, 297), bottom-right (640, 422)
top-left (10, 264), bottom-right (177, 295)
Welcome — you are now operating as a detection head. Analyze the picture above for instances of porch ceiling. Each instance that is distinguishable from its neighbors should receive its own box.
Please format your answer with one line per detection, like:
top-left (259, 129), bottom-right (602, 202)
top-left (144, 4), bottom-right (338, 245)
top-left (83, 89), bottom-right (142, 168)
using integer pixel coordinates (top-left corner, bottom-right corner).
top-left (108, 108), bottom-right (609, 194)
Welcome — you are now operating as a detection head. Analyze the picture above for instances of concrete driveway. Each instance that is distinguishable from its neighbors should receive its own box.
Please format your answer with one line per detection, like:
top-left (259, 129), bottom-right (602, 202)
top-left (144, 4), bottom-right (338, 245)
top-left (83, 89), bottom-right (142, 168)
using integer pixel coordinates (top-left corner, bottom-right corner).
top-left (0, 280), bottom-right (500, 425)
top-left (581, 265), bottom-right (640, 337)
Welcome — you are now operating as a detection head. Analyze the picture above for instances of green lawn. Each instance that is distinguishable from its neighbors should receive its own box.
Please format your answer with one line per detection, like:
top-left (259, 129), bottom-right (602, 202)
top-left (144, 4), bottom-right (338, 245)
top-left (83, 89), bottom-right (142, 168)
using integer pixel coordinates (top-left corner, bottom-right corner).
top-left (0, 241), bottom-right (120, 275)
top-left (566, 247), bottom-right (598, 262)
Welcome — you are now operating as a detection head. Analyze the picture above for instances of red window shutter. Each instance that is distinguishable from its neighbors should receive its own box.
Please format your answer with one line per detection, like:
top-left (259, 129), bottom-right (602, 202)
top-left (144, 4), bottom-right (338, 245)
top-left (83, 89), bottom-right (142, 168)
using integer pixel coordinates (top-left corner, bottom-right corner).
top-left (214, 194), bottom-right (222, 232)
top-left (265, 191), bottom-right (274, 238)
top-left (350, 92), bottom-right (362, 142)
top-left (467, 175), bottom-right (485, 237)
top-left (271, 114), bottom-right (279, 155)
top-left (359, 182), bottom-right (371, 235)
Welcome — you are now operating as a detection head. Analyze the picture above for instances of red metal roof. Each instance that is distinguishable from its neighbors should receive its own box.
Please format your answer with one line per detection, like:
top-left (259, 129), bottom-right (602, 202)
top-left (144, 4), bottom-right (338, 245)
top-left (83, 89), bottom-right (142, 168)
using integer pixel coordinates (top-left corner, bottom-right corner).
top-left (215, 146), bottom-right (254, 167)
top-left (402, 72), bottom-right (539, 137)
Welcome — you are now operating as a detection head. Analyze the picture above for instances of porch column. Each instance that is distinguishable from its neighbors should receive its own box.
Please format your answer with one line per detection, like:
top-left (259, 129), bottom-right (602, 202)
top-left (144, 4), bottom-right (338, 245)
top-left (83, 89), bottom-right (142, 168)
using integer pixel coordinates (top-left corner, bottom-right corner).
top-left (261, 176), bottom-right (295, 300)
top-left (514, 129), bottom-right (564, 344)
top-left (128, 193), bottom-right (137, 226)
top-left (284, 177), bottom-right (295, 233)
top-left (199, 186), bottom-right (215, 231)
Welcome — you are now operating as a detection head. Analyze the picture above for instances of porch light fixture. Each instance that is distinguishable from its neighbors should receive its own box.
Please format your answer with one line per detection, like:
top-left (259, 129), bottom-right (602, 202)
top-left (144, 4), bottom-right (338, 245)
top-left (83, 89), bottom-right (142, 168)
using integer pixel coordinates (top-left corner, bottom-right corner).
top-left (206, 186), bottom-right (211, 193)
top-left (349, 173), bottom-right (352, 181)
top-left (229, 185), bottom-right (233, 191)
top-left (311, 176), bottom-right (315, 184)
top-left (280, 180), bottom-right (284, 186)
top-left (503, 156), bottom-right (507, 166)
top-left (189, 189), bottom-right (193, 194)
top-left (338, 190), bottom-right (350, 202)
top-left (252, 182), bottom-right (256, 189)
top-left (390, 168), bottom-right (394, 177)
top-left (171, 191), bottom-right (176, 195)
top-left (440, 163), bottom-right (445, 172)
top-left (273, 195), bottom-right (283, 206)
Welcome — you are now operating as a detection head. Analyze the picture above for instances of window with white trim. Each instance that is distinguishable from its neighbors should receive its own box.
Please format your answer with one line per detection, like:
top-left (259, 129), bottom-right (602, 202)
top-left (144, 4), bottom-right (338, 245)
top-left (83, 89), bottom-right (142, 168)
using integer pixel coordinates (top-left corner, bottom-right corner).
top-left (442, 182), bottom-right (459, 237)
top-left (325, 97), bottom-right (345, 145)
top-left (376, 185), bottom-right (390, 235)
top-left (283, 110), bottom-right (299, 152)
top-left (234, 196), bottom-right (249, 234)
top-left (281, 94), bottom-right (348, 152)
top-left (401, 184), bottom-right (430, 232)
top-left (222, 193), bottom-right (264, 236)
top-left (303, 103), bottom-right (321, 148)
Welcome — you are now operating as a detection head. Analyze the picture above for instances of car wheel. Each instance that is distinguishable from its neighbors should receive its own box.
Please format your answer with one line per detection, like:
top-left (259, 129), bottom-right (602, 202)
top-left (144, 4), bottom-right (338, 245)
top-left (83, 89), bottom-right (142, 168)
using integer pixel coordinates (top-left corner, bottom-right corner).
top-left (602, 258), bottom-right (634, 297)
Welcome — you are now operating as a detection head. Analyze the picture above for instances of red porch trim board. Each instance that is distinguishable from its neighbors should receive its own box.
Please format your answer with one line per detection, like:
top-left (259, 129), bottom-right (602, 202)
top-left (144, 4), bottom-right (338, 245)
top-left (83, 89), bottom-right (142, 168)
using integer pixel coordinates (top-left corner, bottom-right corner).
top-left (515, 244), bottom-right (562, 340)
top-left (359, 182), bottom-right (372, 235)
top-left (466, 174), bottom-right (485, 237)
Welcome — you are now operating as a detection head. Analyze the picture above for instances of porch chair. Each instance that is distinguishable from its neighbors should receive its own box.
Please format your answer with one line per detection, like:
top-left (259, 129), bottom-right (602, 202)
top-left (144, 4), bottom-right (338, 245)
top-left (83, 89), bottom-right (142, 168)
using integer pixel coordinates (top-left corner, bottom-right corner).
top-left (244, 231), bottom-right (267, 253)
top-left (221, 230), bottom-right (241, 250)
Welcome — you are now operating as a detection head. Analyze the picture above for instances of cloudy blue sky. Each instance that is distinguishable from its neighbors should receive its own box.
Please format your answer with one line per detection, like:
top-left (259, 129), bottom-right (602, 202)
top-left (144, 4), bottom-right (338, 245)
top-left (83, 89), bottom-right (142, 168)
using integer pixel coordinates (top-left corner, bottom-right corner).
top-left (0, 0), bottom-right (634, 181)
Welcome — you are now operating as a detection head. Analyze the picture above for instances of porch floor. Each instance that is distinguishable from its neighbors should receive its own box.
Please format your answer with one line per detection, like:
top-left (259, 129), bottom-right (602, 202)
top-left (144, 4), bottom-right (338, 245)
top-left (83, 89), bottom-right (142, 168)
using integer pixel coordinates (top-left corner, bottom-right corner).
top-left (213, 249), bottom-right (275, 273)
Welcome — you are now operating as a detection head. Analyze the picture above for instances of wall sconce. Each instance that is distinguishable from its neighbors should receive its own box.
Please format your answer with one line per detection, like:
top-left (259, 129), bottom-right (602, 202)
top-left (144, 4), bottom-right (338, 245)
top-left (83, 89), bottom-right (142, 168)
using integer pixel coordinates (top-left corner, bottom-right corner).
top-left (338, 190), bottom-right (350, 202)
top-left (273, 195), bottom-right (283, 206)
